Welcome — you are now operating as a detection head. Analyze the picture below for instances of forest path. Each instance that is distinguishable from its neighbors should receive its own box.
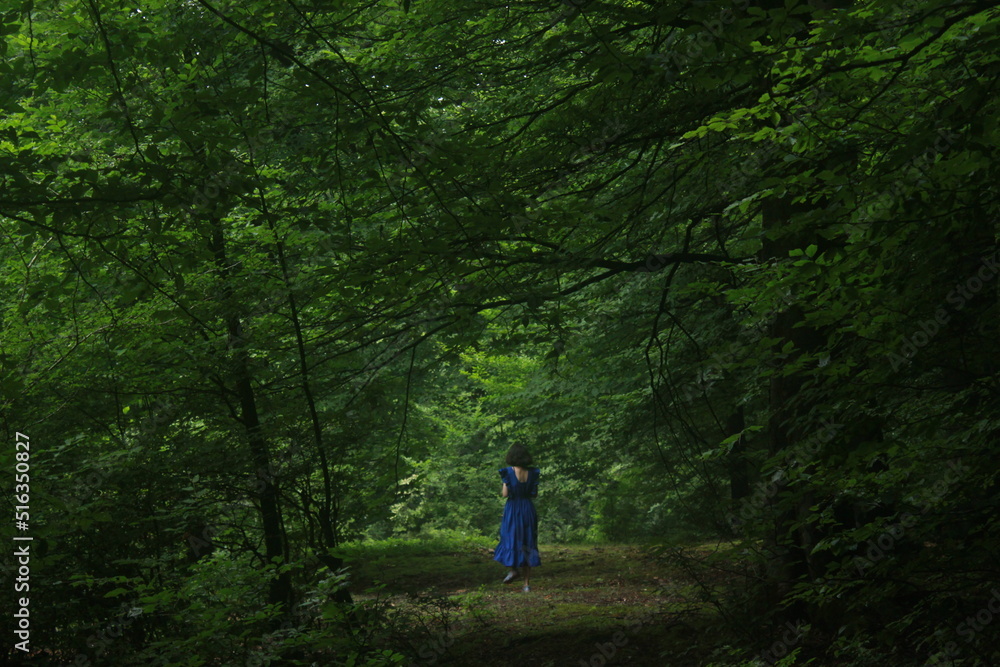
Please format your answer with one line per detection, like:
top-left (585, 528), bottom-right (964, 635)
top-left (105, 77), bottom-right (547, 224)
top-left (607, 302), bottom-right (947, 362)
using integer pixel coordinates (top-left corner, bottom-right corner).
top-left (343, 541), bottom-right (731, 666)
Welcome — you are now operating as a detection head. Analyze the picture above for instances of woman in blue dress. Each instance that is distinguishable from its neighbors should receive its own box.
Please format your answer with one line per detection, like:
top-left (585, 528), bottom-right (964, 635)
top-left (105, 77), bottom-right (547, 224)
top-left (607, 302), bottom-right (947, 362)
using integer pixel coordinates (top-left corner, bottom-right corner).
top-left (493, 444), bottom-right (540, 592)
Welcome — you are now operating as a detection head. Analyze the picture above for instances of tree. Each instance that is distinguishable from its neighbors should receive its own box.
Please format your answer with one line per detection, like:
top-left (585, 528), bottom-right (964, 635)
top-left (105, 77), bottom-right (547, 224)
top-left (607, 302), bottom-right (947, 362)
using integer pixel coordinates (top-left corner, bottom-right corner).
top-left (3, 0), bottom-right (1000, 663)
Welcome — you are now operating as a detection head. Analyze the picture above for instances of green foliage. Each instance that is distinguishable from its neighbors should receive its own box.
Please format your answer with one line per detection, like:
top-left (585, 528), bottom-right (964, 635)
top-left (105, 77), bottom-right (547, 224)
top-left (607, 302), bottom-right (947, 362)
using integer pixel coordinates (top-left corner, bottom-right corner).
top-left (3, 0), bottom-right (1000, 662)
top-left (333, 529), bottom-right (494, 561)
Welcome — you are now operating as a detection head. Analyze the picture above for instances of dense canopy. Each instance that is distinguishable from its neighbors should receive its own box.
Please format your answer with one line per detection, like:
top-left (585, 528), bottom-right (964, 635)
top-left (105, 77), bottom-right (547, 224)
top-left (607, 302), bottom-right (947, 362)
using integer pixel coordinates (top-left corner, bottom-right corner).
top-left (2, 0), bottom-right (999, 664)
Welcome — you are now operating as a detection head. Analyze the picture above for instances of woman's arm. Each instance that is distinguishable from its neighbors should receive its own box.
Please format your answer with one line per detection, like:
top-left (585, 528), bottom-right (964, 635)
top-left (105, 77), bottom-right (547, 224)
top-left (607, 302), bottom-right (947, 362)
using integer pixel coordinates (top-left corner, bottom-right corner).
top-left (501, 483), bottom-right (509, 498)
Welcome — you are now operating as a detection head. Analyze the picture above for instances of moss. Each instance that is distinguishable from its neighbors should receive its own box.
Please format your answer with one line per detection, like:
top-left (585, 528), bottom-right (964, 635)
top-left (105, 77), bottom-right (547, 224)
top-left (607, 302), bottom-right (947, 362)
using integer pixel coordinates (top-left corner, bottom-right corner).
top-left (328, 538), bottom-right (726, 665)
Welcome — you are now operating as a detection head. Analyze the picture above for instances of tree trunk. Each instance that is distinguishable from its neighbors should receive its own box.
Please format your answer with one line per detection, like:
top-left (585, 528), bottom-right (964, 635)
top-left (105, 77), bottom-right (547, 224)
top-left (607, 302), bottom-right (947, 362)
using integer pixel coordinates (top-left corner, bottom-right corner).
top-left (266, 218), bottom-right (352, 604)
top-left (760, 196), bottom-right (825, 620)
top-left (726, 405), bottom-right (749, 502)
top-left (210, 222), bottom-right (293, 613)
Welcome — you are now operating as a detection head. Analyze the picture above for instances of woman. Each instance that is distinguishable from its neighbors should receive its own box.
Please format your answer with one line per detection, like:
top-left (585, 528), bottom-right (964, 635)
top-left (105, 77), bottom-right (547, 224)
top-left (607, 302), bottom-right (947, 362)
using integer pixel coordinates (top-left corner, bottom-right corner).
top-left (493, 443), bottom-right (540, 592)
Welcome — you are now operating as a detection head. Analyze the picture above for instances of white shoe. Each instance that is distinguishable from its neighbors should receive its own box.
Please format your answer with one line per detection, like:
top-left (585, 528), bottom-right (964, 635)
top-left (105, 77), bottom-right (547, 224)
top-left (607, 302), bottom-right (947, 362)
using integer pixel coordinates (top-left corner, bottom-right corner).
top-left (523, 585), bottom-right (530, 592)
top-left (503, 570), bottom-right (518, 584)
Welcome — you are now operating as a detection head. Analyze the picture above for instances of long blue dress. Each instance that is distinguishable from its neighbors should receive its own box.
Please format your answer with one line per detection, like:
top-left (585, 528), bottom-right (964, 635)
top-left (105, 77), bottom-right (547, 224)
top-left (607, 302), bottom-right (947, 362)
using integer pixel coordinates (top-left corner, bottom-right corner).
top-left (493, 466), bottom-right (541, 568)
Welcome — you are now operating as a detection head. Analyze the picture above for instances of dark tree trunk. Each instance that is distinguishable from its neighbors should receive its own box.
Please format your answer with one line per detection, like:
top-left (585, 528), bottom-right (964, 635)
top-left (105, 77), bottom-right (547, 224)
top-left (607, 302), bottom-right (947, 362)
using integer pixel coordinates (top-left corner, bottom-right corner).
top-left (210, 222), bottom-right (293, 613)
top-left (266, 217), bottom-right (352, 604)
top-left (726, 405), bottom-right (749, 502)
top-left (760, 196), bottom-right (826, 620)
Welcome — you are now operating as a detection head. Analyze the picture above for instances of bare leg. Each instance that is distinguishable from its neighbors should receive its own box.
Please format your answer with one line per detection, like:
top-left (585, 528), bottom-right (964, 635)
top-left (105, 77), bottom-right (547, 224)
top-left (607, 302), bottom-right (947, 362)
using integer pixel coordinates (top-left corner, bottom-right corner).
top-left (523, 566), bottom-right (531, 591)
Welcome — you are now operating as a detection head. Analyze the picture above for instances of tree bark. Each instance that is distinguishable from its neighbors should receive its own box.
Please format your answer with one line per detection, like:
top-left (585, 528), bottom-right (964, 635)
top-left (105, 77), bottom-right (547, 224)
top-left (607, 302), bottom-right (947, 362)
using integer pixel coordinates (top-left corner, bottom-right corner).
top-left (760, 196), bottom-right (825, 619)
top-left (726, 406), bottom-right (749, 502)
top-left (266, 217), bottom-right (352, 604)
top-left (210, 222), bottom-right (293, 613)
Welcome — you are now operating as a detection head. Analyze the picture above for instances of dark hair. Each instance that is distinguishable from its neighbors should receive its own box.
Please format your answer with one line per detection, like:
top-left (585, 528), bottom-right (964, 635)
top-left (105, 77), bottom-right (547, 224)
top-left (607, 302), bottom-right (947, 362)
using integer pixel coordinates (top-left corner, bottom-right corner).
top-left (505, 443), bottom-right (534, 467)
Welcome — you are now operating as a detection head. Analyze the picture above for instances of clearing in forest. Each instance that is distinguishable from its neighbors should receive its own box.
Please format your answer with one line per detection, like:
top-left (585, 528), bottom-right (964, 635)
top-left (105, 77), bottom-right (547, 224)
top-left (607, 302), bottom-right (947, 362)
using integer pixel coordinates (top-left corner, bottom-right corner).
top-left (337, 538), bottom-right (737, 666)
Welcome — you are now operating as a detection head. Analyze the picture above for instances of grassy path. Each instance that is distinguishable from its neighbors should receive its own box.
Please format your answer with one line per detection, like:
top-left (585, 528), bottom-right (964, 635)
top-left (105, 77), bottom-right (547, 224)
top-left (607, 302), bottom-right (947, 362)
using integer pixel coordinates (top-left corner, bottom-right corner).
top-left (337, 539), bottom-right (728, 666)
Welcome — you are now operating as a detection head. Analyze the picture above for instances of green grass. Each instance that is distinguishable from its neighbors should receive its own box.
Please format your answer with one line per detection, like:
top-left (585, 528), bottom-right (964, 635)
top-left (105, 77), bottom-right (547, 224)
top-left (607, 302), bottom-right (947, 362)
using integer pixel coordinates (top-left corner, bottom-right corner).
top-left (325, 534), bottom-right (734, 666)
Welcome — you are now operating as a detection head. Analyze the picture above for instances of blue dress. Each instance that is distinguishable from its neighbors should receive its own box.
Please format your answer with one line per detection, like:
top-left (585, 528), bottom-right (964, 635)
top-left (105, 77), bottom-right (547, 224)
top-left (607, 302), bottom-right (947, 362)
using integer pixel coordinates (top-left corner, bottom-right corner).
top-left (493, 466), bottom-right (541, 568)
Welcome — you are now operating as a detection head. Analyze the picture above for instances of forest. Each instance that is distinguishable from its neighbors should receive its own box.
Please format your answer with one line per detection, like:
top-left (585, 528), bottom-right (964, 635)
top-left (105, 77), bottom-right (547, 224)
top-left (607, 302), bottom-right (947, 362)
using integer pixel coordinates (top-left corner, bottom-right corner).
top-left (1, 0), bottom-right (999, 664)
